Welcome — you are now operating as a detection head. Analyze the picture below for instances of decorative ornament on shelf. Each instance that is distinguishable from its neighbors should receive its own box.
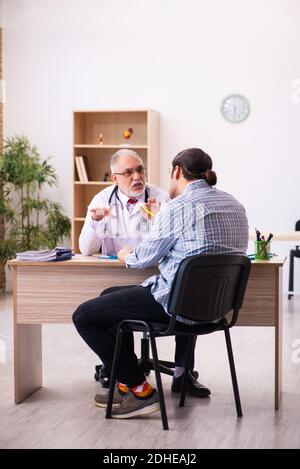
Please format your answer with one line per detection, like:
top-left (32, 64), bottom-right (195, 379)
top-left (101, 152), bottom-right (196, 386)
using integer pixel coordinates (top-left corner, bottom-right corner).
top-left (122, 127), bottom-right (133, 140)
top-left (97, 133), bottom-right (104, 145)
top-left (102, 172), bottom-right (110, 182)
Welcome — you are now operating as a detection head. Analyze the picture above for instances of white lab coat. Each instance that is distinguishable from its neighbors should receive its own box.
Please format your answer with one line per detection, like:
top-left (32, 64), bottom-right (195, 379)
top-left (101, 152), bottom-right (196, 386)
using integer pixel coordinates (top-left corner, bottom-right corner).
top-left (79, 184), bottom-right (169, 256)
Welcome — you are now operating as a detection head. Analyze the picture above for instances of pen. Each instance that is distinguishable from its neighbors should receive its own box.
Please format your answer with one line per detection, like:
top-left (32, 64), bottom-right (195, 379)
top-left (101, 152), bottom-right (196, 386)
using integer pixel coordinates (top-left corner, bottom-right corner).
top-left (98, 255), bottom-right (118, 260)
top-left (142, 205), bottom-right (155, 217)
top-left (255, 228), bottom-right (261, 241)
top-left (266, 233), bottom-right (273, 244)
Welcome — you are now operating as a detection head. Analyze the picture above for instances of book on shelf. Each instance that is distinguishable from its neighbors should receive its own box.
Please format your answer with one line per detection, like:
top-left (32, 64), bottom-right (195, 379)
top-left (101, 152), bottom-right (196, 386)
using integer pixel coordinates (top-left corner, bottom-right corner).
top-left (75, 156), bottom-right (84, 182)
top-left (75, 156), bottom-right (91, 182)
top-left (82, 155), bottom-right (91, 181)
top-left (78, 156), bottom-right (87, 182)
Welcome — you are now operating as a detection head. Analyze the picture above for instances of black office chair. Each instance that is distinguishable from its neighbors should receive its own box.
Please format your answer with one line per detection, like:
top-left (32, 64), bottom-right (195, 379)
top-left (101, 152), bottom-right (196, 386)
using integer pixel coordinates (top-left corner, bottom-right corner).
top-left (106, 253), bottom-right (251, 430)
top-left (288, 220), bottom-right (300, 300)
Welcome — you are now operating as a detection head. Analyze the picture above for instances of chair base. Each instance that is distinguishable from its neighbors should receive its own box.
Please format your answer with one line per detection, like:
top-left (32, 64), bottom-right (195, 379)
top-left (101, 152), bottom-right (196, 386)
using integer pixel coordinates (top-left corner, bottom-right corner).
top-left (138, 336), bottom-right (175, 376)
top-left (94, 337), bottom-right (176, 387)
top-left (95, 335), bottom-right (201, 385)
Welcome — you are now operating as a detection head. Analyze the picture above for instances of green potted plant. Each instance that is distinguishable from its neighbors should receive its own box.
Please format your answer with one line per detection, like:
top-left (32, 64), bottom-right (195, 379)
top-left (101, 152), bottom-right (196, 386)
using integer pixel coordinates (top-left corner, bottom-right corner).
top-left (0, 135), bottom-right (71, 290)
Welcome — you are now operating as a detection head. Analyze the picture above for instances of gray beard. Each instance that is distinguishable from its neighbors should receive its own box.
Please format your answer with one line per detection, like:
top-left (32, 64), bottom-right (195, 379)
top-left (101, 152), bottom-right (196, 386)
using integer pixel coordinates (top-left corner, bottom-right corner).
top-left (119, 186), bottom-right (145, 198)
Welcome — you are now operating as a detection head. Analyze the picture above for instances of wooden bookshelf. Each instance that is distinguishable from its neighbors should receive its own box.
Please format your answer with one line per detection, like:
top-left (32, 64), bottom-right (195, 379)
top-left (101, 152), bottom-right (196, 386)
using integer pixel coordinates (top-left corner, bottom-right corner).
top-left (72, 109), bottom-right (160, 252)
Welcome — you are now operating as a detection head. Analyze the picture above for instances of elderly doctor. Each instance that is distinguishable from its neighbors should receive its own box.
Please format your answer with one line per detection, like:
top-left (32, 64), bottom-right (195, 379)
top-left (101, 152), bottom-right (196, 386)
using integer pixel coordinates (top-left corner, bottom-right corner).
top-left (79, 149), bottom-right (166, 256)
top-left (79, 148), bottom-right (210, 398)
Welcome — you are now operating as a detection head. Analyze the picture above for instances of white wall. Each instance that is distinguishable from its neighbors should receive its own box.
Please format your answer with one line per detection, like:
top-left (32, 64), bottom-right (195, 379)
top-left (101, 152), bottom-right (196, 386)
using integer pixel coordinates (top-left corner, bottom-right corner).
top-left (1, 0), bottom-right (300, 290)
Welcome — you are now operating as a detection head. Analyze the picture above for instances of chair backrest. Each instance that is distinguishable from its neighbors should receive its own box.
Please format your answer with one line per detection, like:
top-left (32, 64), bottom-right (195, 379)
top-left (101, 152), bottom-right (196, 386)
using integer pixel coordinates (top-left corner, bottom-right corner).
top-left (167, 254), bottom-right (251, 324)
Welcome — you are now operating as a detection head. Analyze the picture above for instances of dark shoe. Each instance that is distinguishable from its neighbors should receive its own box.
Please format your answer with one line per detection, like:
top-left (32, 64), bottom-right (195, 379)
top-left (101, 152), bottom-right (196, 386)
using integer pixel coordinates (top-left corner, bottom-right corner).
top-left (94, 364), bottom-right (110, 388)
top-left (111, 390), bottom-right (160, 419)
top-left (171, 371), bottom-right (211, 398)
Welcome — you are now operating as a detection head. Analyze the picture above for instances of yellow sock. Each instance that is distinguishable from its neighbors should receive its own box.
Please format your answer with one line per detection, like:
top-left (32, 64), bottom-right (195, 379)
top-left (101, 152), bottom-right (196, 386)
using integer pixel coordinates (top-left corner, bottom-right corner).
top-left (131, 380), bottom-right (154, 398)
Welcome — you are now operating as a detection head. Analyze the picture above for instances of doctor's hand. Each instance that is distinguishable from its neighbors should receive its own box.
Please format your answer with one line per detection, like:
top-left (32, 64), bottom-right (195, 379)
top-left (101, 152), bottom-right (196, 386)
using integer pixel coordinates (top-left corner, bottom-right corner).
top-left (118, 246), bottom-right (133, 263)
top-left (140, 197), bottom-right (161, 222)
top-left (90, 206), bottom-right (110, 221)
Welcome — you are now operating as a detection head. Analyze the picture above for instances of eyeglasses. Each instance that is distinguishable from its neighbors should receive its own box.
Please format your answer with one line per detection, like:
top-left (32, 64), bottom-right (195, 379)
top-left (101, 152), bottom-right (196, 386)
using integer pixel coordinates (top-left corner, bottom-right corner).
top-left (113, 166), bottom-right (146, 178)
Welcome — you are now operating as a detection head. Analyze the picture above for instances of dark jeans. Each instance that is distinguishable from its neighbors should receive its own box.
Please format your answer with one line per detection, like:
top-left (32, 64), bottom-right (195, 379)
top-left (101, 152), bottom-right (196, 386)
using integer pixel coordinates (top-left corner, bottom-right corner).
top-left (73, 285), bottom-right (195, 387)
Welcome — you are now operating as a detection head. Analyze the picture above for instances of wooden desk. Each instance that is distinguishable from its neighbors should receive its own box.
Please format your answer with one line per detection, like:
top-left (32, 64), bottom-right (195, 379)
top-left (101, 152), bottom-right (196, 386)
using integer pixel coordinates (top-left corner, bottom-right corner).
top-left (249, 232), bottom-right (300, 242)
top-left (9, 255), bottom-right (285, 409)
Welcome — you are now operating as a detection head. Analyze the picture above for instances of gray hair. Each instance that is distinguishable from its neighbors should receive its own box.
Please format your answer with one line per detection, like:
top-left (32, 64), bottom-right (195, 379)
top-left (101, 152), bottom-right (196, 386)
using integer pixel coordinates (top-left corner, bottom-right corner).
top-left (110, 149), bottom-right (142, 172)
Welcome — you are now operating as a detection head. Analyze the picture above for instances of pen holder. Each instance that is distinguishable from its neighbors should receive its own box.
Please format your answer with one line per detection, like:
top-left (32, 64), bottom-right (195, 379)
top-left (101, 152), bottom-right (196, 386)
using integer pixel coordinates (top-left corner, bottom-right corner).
top-left (254, 241), bottom-right (271, 260)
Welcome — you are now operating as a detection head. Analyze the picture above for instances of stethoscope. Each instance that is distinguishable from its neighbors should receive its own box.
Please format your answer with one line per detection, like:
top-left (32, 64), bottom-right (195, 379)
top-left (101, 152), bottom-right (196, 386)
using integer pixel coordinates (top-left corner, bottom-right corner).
top-left (107, 185), bottom-right (150, 238)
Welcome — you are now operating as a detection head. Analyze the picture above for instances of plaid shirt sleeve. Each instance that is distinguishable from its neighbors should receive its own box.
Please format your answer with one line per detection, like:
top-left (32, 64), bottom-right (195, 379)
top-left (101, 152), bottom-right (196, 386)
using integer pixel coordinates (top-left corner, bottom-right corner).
top-left (125, 203), bottom-right (177, 269)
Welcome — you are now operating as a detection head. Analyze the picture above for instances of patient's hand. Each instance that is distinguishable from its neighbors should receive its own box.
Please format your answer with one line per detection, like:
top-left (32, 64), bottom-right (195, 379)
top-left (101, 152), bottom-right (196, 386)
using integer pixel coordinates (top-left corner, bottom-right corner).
top-left (118, 246), bottom-right (133, 263)
top-left (140, 198), bottom-right (161, 222)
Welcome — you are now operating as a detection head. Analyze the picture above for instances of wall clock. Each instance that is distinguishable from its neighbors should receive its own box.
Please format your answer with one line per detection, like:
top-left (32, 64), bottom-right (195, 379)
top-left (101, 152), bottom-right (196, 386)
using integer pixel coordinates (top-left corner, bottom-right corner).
top-left (221, 94), bottom-right (250, 123)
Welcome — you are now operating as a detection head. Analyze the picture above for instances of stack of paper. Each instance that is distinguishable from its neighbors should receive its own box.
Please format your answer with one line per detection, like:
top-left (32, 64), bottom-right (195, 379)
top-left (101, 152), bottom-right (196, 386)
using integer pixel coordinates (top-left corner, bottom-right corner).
top-left (16, 247), bottom-right (74, 262)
